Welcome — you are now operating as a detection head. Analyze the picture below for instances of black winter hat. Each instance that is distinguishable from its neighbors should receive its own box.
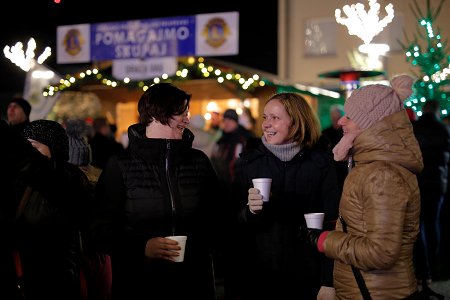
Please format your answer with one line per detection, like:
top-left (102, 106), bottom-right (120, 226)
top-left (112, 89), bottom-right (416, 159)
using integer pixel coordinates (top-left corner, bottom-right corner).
top-left (65, 119), bottom-right (91, 166)
top-left (10, 97), bottom-right (31, 119)
top-left (223, 109), bottom-right (239, 122)
top-left (22, 120), bottom-right (69, 162)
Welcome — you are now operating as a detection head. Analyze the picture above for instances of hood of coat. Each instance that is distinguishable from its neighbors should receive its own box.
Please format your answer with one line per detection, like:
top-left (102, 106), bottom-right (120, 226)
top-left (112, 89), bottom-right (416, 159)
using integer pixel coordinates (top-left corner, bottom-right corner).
top-left (352, 111), bottom-right (423, 174)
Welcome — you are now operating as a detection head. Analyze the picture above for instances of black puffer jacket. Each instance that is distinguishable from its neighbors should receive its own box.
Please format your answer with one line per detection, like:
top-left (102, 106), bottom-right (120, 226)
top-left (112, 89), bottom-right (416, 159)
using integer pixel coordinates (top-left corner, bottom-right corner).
top-left (231, 141), bottom-right (340, 299)
top-left (92, 124), bottom-right (223, 300)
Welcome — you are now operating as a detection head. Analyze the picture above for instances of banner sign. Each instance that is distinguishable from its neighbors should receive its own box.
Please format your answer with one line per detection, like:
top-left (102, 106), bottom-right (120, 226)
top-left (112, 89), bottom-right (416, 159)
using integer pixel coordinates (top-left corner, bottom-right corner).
top-left (92, 16), bottom-right (196, 61)
top-left (57, 12), bottom-right (238, 64)
top-left (112, 57), bottom-right (178, 80)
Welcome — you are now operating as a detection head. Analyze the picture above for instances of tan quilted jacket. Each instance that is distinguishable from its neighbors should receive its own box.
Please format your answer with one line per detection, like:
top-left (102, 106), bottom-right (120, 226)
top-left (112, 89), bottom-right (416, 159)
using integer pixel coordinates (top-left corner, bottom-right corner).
top-left (323, 110), bottom-right (424, 300)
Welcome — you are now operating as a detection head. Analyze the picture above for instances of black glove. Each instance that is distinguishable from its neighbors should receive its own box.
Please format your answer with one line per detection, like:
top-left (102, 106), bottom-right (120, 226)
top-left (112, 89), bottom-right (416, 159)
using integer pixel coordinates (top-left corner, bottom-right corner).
top-left (299, 225), bottom-right (324, 250)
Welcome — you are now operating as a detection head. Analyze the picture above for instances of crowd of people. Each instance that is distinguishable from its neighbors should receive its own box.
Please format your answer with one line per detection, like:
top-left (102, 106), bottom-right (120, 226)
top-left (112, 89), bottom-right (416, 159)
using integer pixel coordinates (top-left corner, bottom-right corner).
top-left (1, 76), bottom-right (450, 299)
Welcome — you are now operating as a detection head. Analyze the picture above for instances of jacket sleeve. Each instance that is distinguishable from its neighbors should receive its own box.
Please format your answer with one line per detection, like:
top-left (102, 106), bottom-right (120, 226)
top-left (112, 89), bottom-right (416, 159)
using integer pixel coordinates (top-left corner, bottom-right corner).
top-left (315, 151), bottom-right (341, 287)
top-left (91, 157), bottom-right (129, 255)
top-left (323, 164), bottom-right (410, 271)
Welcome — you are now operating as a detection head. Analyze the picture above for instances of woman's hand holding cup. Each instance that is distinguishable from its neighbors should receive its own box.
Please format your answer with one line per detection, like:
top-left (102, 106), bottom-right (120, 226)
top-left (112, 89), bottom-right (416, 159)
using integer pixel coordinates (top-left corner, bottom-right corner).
top-left (248, 187), bottom-right (264, 214)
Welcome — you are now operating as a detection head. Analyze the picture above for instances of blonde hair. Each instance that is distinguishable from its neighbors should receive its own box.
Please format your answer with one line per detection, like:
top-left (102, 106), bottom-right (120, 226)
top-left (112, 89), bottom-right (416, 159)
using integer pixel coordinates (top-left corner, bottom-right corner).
top-left (267, 92), bottom-right (321, 149)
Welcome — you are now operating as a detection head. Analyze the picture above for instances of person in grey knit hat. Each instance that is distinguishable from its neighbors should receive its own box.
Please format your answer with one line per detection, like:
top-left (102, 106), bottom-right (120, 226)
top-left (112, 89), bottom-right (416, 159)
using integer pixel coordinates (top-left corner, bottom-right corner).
top-left (65, 118), bottom-right (103, 190)
top-left (65, 118), bottom-right (92, 166)
top-left (302, 74), bottom-right (431, 299)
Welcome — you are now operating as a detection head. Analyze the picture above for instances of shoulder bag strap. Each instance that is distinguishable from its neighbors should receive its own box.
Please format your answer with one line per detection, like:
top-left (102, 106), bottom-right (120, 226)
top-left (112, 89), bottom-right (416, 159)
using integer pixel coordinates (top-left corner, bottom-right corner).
top-left (13, 186), bottom-right (33, 300)
top-left (339, 216), bottom-right (372, 300)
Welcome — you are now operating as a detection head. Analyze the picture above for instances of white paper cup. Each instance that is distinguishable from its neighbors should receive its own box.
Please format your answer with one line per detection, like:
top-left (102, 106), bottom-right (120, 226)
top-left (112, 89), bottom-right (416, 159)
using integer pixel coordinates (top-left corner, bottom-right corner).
top-left (304, 213), bottom-right (325, 229)
top-left (252, 178), bottom-right (272, 202)
top-left (165, 235), bottom-right (187, 262)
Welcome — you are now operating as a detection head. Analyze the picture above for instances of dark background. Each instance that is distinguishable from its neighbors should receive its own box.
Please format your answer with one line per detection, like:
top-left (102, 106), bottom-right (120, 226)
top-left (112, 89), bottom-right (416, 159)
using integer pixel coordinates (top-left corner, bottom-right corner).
top-left (0, 0), bottom-right (278, 105)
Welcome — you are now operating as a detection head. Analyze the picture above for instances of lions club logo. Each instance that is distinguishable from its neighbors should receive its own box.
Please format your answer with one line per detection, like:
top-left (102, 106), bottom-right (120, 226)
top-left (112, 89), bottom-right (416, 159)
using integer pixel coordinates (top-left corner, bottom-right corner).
top-left (201, 17), bottom-right (231, 48)
top-left (63, 28), bottom-right (85, 56)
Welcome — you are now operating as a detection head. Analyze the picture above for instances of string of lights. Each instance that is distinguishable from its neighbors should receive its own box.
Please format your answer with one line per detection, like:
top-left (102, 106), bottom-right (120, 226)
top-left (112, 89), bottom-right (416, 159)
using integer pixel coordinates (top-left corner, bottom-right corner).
top-left (42, 56), bottom-right (267, 97)
top-left (399, 0), bottom-right (450, 116)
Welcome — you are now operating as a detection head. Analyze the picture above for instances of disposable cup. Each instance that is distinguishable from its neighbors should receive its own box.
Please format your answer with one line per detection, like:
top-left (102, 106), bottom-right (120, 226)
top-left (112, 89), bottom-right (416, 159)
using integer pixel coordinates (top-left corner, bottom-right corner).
top-left (304, 213), bottom-right (325, 229)
top-left (165, 235), bottom-right (187, 262)
top-left (252, 178), bottom-right (272, 202)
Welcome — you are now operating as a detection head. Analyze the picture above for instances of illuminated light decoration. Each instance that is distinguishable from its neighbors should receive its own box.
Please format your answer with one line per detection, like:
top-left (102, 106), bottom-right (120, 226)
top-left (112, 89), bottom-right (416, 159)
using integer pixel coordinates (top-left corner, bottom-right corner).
top-left (3, 38), bottom-right (52, 72)
top-left (398, 0), bottom-right (449, 114)
top-left (336, 0), bottom-right (394, 71)
top-left (42, 57), bottom-right (265, 97)
top-left (358, 43), bottom-right (390, 70)
top-left (335, 0), bottom-right (394, 45)
top-left (41, 56), bottom-right (339, 100)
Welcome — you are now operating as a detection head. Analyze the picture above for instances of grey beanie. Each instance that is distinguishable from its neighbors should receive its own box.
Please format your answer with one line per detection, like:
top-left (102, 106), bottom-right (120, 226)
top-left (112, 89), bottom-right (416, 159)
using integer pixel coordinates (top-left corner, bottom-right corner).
top-left (65, 119), bottom-right (91, 166)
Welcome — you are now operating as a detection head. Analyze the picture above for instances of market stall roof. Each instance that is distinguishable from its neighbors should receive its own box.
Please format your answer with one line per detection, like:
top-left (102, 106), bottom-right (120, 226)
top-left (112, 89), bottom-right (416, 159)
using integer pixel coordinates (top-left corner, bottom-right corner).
top-left (42, 57), bottom-right (343, 102)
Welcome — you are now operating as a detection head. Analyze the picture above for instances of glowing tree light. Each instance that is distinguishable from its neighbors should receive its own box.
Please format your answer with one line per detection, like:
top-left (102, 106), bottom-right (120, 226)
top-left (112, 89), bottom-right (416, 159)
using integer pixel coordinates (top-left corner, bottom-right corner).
top-left (335, 0), bottom-right (394, 45)
top-left (399, 0), bottom-right (450, 115)
top-left (3, 38), bottom-right (52, 72)
top-left (335, 0), bottom-right (394, 70)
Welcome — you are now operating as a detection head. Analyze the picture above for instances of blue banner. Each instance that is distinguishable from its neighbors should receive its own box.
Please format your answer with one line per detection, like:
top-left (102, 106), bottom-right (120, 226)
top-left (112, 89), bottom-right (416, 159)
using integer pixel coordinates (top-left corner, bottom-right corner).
top-left (57, 12), bottom-right (238, 64)
top-left (90, 16), bottom-right (196, 60)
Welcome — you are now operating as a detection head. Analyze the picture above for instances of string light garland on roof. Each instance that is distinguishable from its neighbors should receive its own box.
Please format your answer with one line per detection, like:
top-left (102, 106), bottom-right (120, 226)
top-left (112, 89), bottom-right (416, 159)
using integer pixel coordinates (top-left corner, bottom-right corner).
top-left (335, 0), bottom-right (394, 45)
top-left (42, 57), bottom-right (267, 97)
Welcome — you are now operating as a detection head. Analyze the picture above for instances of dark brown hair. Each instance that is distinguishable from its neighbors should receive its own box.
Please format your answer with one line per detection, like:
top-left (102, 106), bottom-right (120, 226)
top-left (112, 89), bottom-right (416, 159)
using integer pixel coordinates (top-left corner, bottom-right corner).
top-left (138, 83), bottom-right (191, 126)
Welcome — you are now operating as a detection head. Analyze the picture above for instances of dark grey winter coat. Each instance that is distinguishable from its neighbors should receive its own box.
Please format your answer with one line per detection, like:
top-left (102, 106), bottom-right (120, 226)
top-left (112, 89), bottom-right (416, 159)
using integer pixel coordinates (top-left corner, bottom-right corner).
top-left (231, 140), bottom-right (340, 299)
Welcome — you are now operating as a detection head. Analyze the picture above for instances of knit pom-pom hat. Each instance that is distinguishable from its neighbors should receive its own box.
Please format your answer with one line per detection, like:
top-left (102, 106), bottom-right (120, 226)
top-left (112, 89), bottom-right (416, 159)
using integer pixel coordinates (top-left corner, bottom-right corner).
top-left (344, 74), bottom-right (414, 129)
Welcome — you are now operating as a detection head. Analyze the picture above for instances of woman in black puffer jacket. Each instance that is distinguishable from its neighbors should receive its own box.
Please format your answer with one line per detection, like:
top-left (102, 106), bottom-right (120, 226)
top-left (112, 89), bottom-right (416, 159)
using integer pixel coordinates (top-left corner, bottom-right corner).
top-left (92, 83), bottom-right (224, 300)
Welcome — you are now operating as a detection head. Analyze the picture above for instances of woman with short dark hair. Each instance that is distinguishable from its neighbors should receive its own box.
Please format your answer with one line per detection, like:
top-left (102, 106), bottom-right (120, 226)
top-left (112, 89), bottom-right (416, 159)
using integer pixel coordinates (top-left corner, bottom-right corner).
top-left (92, 83), bottom-right (223, 300)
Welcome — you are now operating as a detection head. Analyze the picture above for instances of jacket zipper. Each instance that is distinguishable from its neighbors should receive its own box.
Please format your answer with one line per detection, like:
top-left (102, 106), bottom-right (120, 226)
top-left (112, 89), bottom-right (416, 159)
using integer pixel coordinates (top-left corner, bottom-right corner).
top-left (165, 140), bottom-right (176, 236)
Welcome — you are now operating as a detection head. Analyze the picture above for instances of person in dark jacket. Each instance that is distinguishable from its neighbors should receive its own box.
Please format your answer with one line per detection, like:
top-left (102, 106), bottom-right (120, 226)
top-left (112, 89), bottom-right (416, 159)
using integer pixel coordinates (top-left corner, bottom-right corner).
top-left (321, 104), bottom-right (347, 192)
top-left (0, 119), bottom-right (91, 300)
top-left (231, 92), bottom-right (340, 299)
top-left (89, 117), bottom-right (124, 170)
top-left (92, 83), bottom-right (224, 300)
top-left (412, 99), bottom-right (450, 283)
top-left (6, 97), bottom-right (31, 134)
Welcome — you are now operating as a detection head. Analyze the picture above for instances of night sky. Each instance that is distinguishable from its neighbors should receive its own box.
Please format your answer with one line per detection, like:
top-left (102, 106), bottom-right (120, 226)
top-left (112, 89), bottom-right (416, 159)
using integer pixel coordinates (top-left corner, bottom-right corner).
top-left (0, 0), bottom-right (278, 96)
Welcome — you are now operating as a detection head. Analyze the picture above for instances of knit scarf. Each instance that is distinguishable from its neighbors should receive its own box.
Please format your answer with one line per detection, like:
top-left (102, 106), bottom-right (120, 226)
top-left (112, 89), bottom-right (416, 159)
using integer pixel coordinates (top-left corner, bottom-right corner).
top-left (262, 136), bottom-right (301, 162)
top-left (332, 130), bottom-right (362, 161)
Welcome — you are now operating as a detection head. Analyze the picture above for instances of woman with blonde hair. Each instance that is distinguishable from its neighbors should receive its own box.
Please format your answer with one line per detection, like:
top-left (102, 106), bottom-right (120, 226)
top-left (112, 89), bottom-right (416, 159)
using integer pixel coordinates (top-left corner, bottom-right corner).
top-left (229, 92), bottom-right (340, 299)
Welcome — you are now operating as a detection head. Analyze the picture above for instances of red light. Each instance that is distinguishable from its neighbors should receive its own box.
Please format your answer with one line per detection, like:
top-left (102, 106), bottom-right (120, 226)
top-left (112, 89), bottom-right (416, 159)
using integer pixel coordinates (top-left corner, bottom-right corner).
top-left (54, 0), bottom-right (61, 3)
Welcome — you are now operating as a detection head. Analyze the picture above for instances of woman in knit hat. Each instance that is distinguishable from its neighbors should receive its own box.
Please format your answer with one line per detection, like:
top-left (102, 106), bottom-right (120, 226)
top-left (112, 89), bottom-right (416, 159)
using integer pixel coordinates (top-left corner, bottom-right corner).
top-left (2, 119), bottom-right (92, 300)
top-left (303, 75), bottom-right (426, 299)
